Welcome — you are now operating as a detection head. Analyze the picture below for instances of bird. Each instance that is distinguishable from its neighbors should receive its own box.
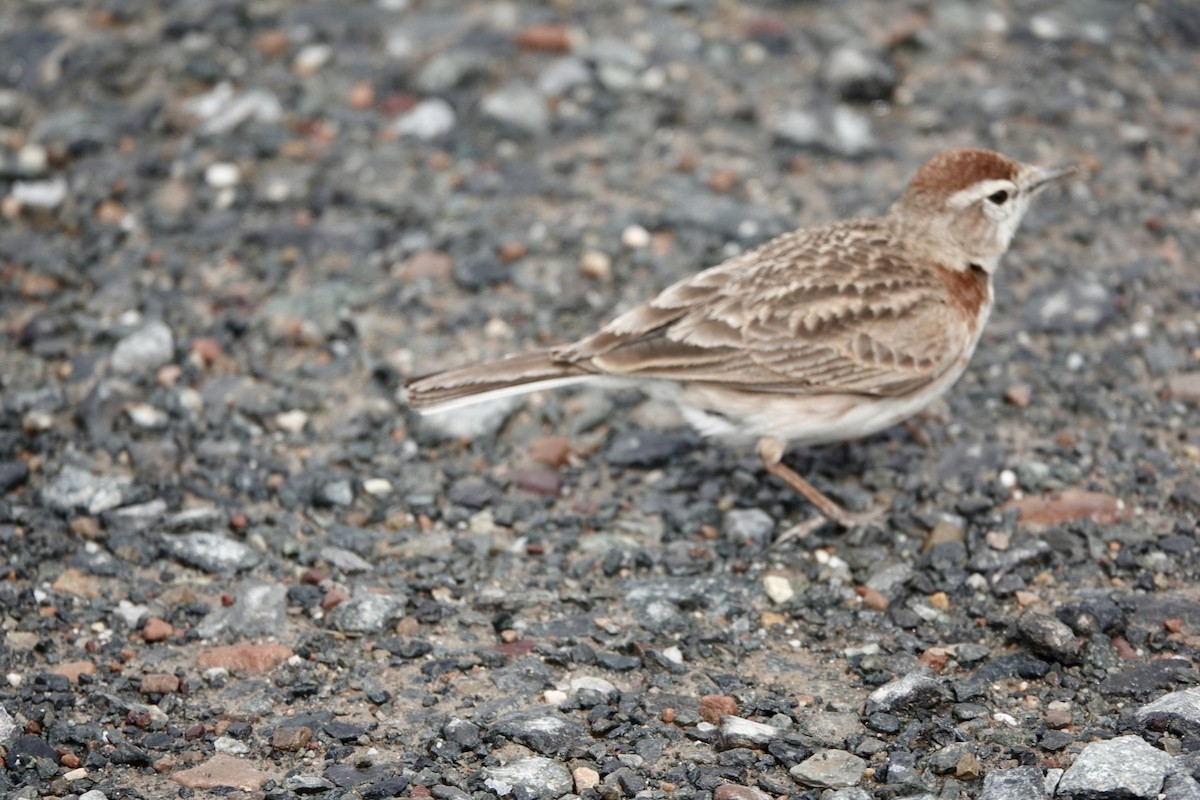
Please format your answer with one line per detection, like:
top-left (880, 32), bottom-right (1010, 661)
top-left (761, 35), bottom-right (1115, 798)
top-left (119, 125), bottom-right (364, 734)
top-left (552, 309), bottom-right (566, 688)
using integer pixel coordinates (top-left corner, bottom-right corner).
top-left (406, 148), bottom-right (1076, 532)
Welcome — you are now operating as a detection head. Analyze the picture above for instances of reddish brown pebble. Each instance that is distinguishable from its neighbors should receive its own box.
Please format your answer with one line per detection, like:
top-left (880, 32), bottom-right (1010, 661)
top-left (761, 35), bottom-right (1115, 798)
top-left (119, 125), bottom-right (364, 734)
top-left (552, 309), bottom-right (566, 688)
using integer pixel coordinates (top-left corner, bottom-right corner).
top-left (517, 24), bottom-right (573, 53)
top-left (397, 250), bottom-right (453, 282)
top-left (513, 467), bottom-right (562, 496)
top-left (348, 81), bottom-right (375, 110)
top-left (495, 638), bottom-right (536, 657)
top-left (24, 720), bottom-right (41, 735)
top-left (254, 30), bottom-right (289, 58)
top-left (530, 435), bottom-right (572, 467)
top-left (184, 723), bottom-right (206, 741)
top-left (1007, 490), bottom-right (1129, 527)
top-left (192, 337), bottom-right (222, 365)
top-left (142, 617), bottom-right (174, 642)
top-left (706, 169), bottom-right (737, 194)
top-left (228, 512), bottom-right (247, 531)
top-left (196, 642), bottom-right (294, 673)
top-left (1111, 636), bottom-right (1137, 660)
top-left (51, 567), bottom-right (100, 598)
top-left (498, 241), bottom-right (528, 262)
top-left (272, 725), bottom-right (313, 752)
top-left (1164, 618), bottom-right (1185, 634)
top-left (662, 707), bottom-right (677, 724)
top-left (301, 568), bottom-right (328, 585)
top-left (322, 589), bottom-right (350, 611)
top-left (855, 585), bottom-right (889, 611)
top-left (68, 516), bottom-right (100, 539)
top-left (141, 673), bottom-right (181, 695)
top-left (381, 92), bottom-right (419, 116)
top-left (127, 709), bottom-right (153, 728)
top-left (918, 647), bottom-right (948, 671)
top-left (699, 694), bottom-right (737, 724)
top-left (411, 786), bottom-right (432, 798)
top-left (171, 753), bottom-right (270, 791)
top-left (19, 271), bottom-right (63, 298)
top-left (59, 752), bottom-right (81, 768)
top-left (221, 593), bottom-right (235, 607)
top-left (153, 756), bottom-right (176, 773)
top-left (1054, 430), bottom-right (1078, 448)
top-left (1005, 383), bottom-right (1031, 407)
top-left (95, 199), bottom-right (125, 225)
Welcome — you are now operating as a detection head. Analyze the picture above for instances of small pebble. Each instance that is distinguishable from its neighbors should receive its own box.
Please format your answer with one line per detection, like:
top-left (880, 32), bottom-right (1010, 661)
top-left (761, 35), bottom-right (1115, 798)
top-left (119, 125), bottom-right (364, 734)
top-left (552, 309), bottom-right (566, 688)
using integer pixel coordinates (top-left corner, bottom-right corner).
top-left (579, 249), bottom-right (612, 280)
top-left (205, 162), bottom-right (241, 189)
top-left (762, 575), bottom-right (794, 604)
top-left (621, 224), bottom-right (651, 248)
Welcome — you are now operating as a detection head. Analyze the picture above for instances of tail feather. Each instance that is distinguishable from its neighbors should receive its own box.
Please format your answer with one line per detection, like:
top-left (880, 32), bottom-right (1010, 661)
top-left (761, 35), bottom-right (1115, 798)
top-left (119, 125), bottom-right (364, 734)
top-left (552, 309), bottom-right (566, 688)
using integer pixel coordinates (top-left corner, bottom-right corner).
top-left (405, 350), bottom-right (594, 412)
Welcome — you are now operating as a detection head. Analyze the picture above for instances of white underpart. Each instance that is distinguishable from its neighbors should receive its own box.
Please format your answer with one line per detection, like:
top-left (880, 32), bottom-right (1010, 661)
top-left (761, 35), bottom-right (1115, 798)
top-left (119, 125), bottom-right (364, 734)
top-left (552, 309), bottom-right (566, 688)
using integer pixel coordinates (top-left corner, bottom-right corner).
top-left (677, 351), bottom-right (975, 447)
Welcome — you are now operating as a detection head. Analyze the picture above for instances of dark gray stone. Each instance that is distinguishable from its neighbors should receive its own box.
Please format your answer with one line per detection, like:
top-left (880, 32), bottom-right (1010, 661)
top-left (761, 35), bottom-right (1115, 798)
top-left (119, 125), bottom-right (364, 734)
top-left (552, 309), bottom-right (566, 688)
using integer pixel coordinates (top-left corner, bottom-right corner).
top-left (492, 709), bottom-right (586, 755)
top-left (162, 532), bottom-right (261, 573)
top-left (1017, 610), bottom-right (1080, 661)
top-left (605, 429), bottom-right (698, 467)
top-left (866, 667), bottom-right (950, 715)
top-left (979, 766), bottom-right (1045, 800)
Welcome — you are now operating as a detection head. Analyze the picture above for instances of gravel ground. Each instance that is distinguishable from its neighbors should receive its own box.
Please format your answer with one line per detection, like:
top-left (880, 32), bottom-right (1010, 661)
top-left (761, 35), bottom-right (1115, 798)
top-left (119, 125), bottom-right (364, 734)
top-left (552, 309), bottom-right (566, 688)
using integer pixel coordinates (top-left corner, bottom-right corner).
top-left (1, 1), bottom-right (1198, 799)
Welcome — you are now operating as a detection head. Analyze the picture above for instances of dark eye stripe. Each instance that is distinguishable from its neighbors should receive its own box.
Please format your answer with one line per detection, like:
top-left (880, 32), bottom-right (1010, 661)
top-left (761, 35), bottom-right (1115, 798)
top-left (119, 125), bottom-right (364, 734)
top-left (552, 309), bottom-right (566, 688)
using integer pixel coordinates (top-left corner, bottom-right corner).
top-left (987, 190), bottom-right (1010, 205)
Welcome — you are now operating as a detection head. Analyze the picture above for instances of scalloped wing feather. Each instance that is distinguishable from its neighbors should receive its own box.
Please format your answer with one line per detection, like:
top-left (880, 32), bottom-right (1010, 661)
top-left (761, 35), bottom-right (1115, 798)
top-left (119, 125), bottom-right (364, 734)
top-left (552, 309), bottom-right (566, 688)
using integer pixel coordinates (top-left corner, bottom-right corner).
top-left (554, 219), bottom-right (982, 397)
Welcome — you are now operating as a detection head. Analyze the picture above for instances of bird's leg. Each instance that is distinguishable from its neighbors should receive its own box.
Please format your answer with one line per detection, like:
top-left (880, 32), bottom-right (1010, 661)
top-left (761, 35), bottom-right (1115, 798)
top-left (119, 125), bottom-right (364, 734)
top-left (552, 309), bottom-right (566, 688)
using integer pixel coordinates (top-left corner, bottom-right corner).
top-left (756, 436), bottom-right (887, 542)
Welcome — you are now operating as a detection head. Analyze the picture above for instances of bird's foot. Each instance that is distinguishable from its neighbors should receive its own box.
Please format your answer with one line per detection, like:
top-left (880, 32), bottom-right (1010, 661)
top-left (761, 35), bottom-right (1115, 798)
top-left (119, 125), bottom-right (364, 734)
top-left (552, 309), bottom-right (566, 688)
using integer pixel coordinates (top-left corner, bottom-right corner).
top-left (756, 436), bottom-right (889, 545)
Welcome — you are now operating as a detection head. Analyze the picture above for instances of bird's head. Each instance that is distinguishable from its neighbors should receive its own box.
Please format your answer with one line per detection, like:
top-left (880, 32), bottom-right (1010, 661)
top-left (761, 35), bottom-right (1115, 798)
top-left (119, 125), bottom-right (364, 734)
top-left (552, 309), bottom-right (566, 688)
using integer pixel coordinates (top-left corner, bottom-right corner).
top-left (894, 148), bottom-right (1076, 273)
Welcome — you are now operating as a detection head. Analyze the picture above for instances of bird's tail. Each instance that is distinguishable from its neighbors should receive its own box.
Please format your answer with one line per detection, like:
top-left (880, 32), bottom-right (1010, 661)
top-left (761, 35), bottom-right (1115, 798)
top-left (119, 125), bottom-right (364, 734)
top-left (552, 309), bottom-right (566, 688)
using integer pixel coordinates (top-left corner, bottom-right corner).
top-left (404, 350), bottom-right (595, 413)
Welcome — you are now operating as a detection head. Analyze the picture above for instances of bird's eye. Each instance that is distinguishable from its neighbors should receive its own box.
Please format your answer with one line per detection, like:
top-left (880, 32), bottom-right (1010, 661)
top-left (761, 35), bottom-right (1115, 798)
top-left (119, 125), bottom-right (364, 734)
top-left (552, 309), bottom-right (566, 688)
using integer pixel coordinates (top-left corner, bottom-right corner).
top-left (987, 190), bottom-right (1010, 205)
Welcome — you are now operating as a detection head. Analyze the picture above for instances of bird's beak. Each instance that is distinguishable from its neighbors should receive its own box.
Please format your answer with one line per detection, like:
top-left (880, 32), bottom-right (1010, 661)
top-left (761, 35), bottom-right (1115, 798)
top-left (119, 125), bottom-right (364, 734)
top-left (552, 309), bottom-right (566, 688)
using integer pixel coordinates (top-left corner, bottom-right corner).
top-left (1023, 163), bottom-right (1078, 194)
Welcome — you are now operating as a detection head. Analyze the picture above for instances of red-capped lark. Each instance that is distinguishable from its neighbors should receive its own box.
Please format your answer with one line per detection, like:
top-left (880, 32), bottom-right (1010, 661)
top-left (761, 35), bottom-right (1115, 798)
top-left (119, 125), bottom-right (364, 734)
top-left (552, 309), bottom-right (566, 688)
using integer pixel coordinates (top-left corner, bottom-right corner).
top-left (407, 148), bottom-right (1077, 534)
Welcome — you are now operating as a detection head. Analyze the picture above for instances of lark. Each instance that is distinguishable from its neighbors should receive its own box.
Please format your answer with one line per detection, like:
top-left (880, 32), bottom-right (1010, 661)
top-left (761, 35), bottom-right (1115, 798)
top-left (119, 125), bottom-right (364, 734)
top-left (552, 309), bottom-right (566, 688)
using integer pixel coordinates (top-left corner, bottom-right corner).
top-left (407, 148), bottom-right (1076, 531)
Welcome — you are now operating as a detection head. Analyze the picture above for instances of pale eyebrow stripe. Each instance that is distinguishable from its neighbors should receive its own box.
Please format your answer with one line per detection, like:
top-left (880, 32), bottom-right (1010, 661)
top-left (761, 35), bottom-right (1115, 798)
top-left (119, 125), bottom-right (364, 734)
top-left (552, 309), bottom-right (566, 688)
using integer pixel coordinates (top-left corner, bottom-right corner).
top-left (946, 179), bottom-right (1013, 209)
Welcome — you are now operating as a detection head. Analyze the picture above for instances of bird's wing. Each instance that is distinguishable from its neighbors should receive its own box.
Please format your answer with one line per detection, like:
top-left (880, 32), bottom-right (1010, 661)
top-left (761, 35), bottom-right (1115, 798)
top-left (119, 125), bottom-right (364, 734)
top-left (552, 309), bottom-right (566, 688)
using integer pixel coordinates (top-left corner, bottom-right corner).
top-left (555, 221), bottom-right (982, 397)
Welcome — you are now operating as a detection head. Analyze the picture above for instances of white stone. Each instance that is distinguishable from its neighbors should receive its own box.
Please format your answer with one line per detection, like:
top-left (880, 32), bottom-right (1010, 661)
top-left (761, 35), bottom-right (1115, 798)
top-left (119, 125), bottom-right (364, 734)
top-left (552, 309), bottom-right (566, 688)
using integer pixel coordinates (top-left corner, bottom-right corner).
top-left (11, 177), bottom-right (67, 208)
top-left (293, 43), bottom-right (332, 74)
top-left (125, 403), bottom-right (169, 430)
top-left (275, 409), bottom-right (309, 433)
top-left (762, 575), bottom-right (795, 604)
top-left (621, 224), bottom-right (651, 248)
top-left (362, 478), bottom-right (393, 496)
top-left (205, 162), bottom-right (241, 189)
top-left (396, 98), bottom-right (456, 140)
